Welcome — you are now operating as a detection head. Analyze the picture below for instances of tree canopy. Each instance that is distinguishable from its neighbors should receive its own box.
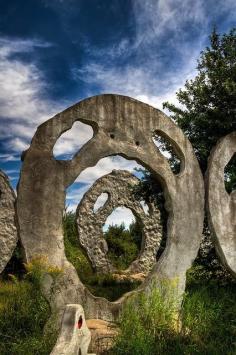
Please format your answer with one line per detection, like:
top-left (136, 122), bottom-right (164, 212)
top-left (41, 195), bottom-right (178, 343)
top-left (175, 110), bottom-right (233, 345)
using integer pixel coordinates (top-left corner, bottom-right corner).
top-left (163, 28), bottom-right (236, 187)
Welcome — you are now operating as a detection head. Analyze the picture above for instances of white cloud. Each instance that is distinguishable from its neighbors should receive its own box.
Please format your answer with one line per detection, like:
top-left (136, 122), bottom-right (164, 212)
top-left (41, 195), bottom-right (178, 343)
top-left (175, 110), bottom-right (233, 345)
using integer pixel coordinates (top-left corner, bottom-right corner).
top-left (0, 38), bottom-right (98, 161)
top-left (103, 207), bottom-right (135, 230)
top-left (132, 0), bottom-right (206, 45)
top-left (66, 155), bottom-right (142, 210)
top-left (75, 51), bottom-right (199, 112)
top-left (0, 38), bottom-right (65, 153)
top-left (76, 156), bottom-right (141, 185)
top-left (53, 121), bottom-right (93, 158)
top-left (0, 153), bottom-right (20, 162)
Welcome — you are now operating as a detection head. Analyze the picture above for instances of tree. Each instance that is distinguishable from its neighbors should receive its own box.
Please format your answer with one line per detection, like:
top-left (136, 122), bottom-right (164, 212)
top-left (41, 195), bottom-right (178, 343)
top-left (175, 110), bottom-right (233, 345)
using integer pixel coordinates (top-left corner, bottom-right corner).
top-left (104, 223), bottom-right (140, 270)
top-left (139, 28), bottom-right (236, 199)
top-left (163, 28), bottom-right (236, 187)
top-left (137, 28), bottom-right (236, 281)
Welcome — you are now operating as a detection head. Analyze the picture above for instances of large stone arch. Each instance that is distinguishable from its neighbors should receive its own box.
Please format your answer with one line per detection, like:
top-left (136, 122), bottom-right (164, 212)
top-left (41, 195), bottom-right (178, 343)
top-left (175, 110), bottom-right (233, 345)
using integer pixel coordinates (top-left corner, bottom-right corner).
top-left (0, 170), bottom-right (18, 273)
top-left (206, 131), bottom-right (236, 277)
top-left (16, 94), bottom-right (204, 321)
top-left (76, 169), bottom-right (162, 274)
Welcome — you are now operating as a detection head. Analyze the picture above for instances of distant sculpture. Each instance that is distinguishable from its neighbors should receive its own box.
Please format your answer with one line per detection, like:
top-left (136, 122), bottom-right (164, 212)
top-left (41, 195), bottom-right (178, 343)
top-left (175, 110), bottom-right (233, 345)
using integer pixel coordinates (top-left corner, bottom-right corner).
top-left (77, 170), bottom-right (162, 274)
top-left (206, 132), bottom-right (236, 277)
top-left (16, 94), bottom-right (204, 321)
top-left (0, 170), bottom-right (18, 274)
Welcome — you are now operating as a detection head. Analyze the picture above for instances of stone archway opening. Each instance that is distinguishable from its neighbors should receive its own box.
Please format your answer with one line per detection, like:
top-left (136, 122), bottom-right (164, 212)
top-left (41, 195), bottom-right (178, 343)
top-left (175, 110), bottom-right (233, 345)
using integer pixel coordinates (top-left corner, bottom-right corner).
top-left (64, 154), bottom-right (165, 301)
top-left (16, 94), bottom-right (205, 320)
top-left (152, 130), bottom-right (182, 174)
top-left (53, 121), bottom-right (93, 160)
top-left (224, 153), bottom-right (236, 194)
top-left (94, 193), bottom-right (109, 213)
top-left (102, 206), bottom-right (141, 271)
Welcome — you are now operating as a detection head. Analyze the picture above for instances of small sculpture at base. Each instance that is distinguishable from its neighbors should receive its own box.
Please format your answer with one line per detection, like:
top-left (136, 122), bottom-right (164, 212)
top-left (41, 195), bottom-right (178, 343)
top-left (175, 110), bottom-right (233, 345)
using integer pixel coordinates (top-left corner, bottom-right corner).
top-left (51, 304), bottom-right (95, 355)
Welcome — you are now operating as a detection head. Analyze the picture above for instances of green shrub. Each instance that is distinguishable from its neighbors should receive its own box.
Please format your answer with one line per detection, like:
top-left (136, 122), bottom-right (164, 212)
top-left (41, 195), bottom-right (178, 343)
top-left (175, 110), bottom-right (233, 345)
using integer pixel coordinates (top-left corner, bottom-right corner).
top-left (63, 210), bottom-right (94, 282)
top-left (181, 282), bottom-right (236, 354)
top-left (0, 279), bottom-right (56, 355)
top-left (102, 223), bottom-right (140, 270)
top-left (112, 279), bottom-right (181, 355)
top-left (86, 273), bottom-right (141, 301)
top-left (111, 280), bottom-right (236, 355)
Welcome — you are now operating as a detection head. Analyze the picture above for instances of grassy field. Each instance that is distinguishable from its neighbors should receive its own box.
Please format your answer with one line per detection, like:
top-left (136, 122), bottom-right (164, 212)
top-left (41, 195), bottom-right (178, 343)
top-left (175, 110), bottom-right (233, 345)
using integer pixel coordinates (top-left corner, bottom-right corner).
top-left (0, 275), bottom-right (235, 355)
top-left (110, 279), bottom-right (236, 355)
top-left (0, 279), bottom-right (56, 355)
top-left (0, 212), bottom-right (235, 354)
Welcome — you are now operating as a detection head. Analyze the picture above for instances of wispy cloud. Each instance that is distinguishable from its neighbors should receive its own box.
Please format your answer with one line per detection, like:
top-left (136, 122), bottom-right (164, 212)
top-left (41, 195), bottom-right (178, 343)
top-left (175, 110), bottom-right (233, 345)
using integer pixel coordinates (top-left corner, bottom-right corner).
top-left (0, 153), bottom-right (20, 162)
top-left (66, 156), bottom-right (141, 207)
top-left (73, 0), bottom-right (209, 111)
top-left (0, 37), bottom-right (95, 162)
top-left (66, 156), bottom-right (141, 226)
top-left (75, 56), bottom-right (199, 111)
top-left (0, 37), bottom-right (64, 154)
top-left (75, 0), bottom-right (235, 113)
top-left (132, 0), bottom-right (206, 44)
top-left (53, 121), bottom-right (93, 158)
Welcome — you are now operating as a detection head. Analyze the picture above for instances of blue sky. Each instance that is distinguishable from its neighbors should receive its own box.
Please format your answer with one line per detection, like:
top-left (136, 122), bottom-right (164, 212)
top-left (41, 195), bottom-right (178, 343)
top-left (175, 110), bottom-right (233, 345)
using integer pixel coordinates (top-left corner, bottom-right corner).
top-left (0, 0), bottom-right (235, 226)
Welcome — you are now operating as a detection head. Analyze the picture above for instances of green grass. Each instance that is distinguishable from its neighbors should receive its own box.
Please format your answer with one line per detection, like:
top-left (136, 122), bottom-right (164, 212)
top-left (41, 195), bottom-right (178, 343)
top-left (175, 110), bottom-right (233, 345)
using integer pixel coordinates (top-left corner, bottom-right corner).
top-left (110, 280), bottom-right (236, 355)
top-left (1, 212), bottom-right (235, 354)
top-left (0, 279), bottom-right (56, 355)
top-left (1, 275), bottom-right (235, 355)
top-left (64, 232), bottom-right (141, 300)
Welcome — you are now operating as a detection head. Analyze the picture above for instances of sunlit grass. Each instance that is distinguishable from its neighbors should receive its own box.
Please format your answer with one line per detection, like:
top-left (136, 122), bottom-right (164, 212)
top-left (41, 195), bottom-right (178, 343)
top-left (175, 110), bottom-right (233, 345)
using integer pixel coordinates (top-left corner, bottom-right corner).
top-left (0, 278), bottom-right (56, 355)
top-left (110, 280), bottom-right (236, 355)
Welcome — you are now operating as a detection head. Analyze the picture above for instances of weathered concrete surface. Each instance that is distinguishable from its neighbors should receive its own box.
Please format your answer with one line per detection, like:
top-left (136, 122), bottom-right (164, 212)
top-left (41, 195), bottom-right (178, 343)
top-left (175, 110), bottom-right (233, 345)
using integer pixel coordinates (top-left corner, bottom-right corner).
top-left (77, 170), bottom-right (162, 274)
top-left (206, 132), bottom-right (236, 277)
top-left (0, 170), bottom-right (18, 274)
top-left (50, 304), bottom-right (94, 355)
top-left (17, 94), bottom-right (204, 320)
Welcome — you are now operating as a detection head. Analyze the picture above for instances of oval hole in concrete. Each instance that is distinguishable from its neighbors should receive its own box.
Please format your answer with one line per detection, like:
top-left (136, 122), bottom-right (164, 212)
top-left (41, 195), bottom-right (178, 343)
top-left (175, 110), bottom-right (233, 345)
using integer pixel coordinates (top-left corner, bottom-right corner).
top-left (53, 121), bottom-right (93, 160)
top-left (152, 130), bottom-right (182, 174)
top-left (93, 192), bottom-right (109, 213)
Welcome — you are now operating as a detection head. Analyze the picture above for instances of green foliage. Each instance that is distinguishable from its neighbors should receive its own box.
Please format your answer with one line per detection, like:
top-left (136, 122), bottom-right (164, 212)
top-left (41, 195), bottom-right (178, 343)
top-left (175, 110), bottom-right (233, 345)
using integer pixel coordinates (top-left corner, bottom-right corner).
top-left (24, 256), bottom-right (62, 288)
top-left (104, 223), bottom-right (140, 270)
top-left (111, 281), bottom-right (236, 355)
top-left (63, 210), bottom-right (93, 282)
top-left (85, 273), bottom-right (140, 302)
top-left (181, 283), bottom-right (236, 354)
top-left (63, 211), bottom-right (141, 300)
top-left (111, 280), bottom-right (181, 355)
top-left (163, 28), bottom-right (236, 177)
top-left (0, 279), bottom-right (56, 355)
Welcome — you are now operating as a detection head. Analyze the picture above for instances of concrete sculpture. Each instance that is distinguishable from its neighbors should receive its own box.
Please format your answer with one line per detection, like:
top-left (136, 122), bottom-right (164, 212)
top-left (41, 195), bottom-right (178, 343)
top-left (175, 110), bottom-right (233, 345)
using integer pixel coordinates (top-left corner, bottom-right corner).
top-left (206, 131), bottom-right (236, 277)
top-left (51, 304), bottom-right (94, 355)
top-left (0, 170), bottom-right (18, 274)
top-left (77, 169), bottom-right (162, 274)
top-left (16, 94), bottom-right (204, 321)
